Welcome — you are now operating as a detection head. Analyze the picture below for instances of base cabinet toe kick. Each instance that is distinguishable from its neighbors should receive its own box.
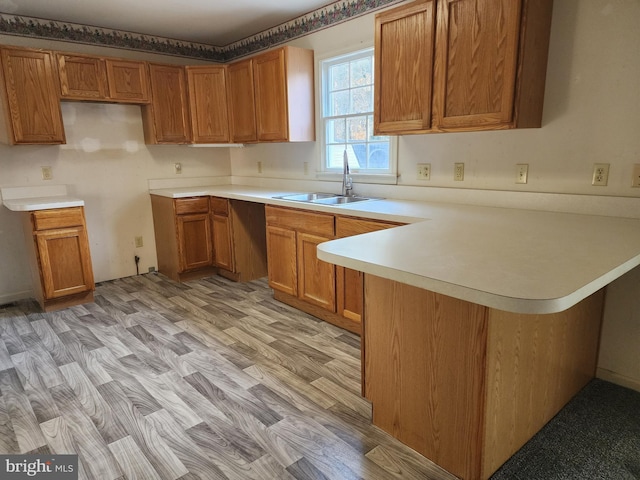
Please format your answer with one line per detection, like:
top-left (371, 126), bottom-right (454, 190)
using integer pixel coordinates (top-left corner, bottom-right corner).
top-left (363, 275), bottom-right (603, 480)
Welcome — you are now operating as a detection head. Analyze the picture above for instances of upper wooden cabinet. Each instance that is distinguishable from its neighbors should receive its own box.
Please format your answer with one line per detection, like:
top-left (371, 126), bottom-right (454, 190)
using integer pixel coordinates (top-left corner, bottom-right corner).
top-left (57, 53), bottom-right (108, 100)
top-left (375, 0), bottom-right (435, 134)
top-left (228, 46), bottom-right (315, 143)
top-left (57, 54), bottom-right (149, 103)
top-left (227, 59), bottom-right (258, 143)
top-left (104, 59), bottom-right (150, 103)
top-left (0, 47), bottom-right (65, 144)
top-left (186, 65), bottom-right (230, 143)
top-left (142, 63), bottom-right (192, 144)
top-left (374, 0), bottom-right (554, 135)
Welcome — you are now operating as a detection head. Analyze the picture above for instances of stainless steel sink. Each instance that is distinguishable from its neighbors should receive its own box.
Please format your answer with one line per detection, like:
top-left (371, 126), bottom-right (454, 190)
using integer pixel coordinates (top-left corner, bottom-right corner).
top-left (273, 192), bottom-right (381, 205)
top-left (274, 192), bottom-right (338, 202)
top-left (311, 196), bottom-right (374, 205)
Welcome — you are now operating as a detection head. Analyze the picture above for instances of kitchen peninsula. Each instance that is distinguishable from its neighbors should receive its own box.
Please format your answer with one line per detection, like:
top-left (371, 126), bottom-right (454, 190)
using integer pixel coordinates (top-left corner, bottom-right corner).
top-left (150, 184), bottom-right (640, 479)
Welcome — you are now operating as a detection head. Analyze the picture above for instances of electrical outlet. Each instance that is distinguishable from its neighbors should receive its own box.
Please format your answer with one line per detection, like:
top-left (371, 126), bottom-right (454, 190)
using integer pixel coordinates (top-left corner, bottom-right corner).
top-left (417, 163), bottom-right (431, 180)
top-left (135, 236), bottom-right (143, 248)
top-left (592, 163), bottom-right (610, 186)
top-left (516, 164), bottom-right (529, 184)
top-left (257, 161), bottom-right (263, 174)
top-left (454, 163), bottom-right (464, 181)
top-left (41, 166), bottom-right (53, 181)
top-left (632, 164), bottom-right (640, 187)
top-left (174, 163), bottom-right (182, 174)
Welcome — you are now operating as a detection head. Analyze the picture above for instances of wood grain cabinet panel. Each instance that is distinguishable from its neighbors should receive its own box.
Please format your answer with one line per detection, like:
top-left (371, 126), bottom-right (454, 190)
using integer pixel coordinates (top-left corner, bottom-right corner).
top-left (335, 216), bottom-right (402, 323)
top-left (176, 213), bottom-right (213, 272)
top-left (226, 59), bottom-right (258, 143)
top-left (266, 224), bottom-right (298, 296)
top-left (210, 197), bottom-right (235, 272)
top-left (22, 207), bottom-right (95, 311)
top-left (374, 0), bottom-right (554, 134)
top-left (297, 232), bottom-right (336, 312)
top-left (56, 53), bottom-right (150, 104)
top-left (143, 64), bottom-right (192, 144)
top-left (228, 46), bottom-right (314, 143)
top-left (364, 276), bottom-right (604, 479)
top-left (0, 46), bottom-right (65, 144)
top-left (57, 53), bottom-right (108, 100)
top-left (186, 66), bottom-right (230, 143)
top-left (374, 0), bottom-right (435, 134)
top-left (105, 59), bottom-right (150, 103)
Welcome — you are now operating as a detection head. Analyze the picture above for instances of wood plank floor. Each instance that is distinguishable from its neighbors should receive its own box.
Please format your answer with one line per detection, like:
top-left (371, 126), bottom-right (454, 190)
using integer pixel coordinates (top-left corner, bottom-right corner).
top-left (0, 273), bottom-right (456, 480)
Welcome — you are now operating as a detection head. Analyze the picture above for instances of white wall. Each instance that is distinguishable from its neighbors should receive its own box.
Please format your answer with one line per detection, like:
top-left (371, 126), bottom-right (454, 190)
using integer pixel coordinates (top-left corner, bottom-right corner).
top-left (0, 36), bottom-right (230, 304)
top-left (229, 0), bottom-right (640, 390)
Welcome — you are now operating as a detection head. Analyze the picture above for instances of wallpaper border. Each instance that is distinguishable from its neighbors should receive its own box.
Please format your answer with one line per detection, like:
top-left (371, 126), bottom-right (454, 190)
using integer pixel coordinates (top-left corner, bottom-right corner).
top-left (0, 0), bottom-right (405, 62)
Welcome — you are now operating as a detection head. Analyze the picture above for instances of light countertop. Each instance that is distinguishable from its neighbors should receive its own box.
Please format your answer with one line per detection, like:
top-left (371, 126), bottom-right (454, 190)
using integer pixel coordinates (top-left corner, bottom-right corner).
top-left (149, 184), bottom-right (640, 315)
top-left (1, 185), bottom-right (84, 211)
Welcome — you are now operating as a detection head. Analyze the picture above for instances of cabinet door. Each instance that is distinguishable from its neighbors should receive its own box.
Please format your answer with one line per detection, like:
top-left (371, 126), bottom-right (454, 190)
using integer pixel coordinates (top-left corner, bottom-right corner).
top-left (432, 0), bottom-right (521, 129)
top-left (253, 49), bottom-right (288, 142)
top-left (144, 64), bottom-right (191, 143)
top-left (105, 59), bottom-right (150, 103)
top-left (297, 232), bottom-right (336, 312)
top-left (266, 225), bottom-right (297, 296)
top-left (57, 54), bottom-right (108, 100)
top-left (0, 47), bottom-right (65, 144)
top-left (227, 59), bottom-right (257, 143)
top-left (187, 66), bottom-right (230, 143)
top-left (35, 227), bottom-right (94, 299)
top-left (374, 0), bottom-right (435, 134)
top-left (335, 216), bottom-right (402, 322)
top-left (212, 214), bottom-right (234, 272)
top-left (176, 213), bottom-right (212, 272)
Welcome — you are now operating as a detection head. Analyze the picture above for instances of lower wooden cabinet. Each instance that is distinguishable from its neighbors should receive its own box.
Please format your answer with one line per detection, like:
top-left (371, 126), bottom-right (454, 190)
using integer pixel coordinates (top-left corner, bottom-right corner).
top-left (265, 206), bottom-right (403, 334)
top-left (297, 231), bottom-right (336, 311)
top-left (210, 197), bottom-right (234, 272)
top-left (151, 195), bottom-right (267, 283)
top-left (176, 212), bottom-right (213, 272)
top-left (22, 207), bottom-right (95, 311)
top-left (335, 216), bottom-right (403, 323)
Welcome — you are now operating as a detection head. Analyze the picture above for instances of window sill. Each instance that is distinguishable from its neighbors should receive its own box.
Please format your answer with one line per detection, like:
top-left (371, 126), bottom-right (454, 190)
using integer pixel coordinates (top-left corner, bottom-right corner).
top-left (316, 172), bottom-right (398, 185)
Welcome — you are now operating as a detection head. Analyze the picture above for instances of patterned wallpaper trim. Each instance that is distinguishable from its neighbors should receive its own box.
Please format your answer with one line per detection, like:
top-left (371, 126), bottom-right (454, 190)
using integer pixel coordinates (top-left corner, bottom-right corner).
top-left (0, 0), bottom-right (405, 61)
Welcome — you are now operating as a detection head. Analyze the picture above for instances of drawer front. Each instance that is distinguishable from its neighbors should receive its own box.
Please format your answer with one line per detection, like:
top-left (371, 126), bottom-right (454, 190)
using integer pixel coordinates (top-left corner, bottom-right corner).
top-left (32, 207), bottom-right (85, 230)
top-left (210, 197), bottom-right (229, 216)
top-left (335, 216), bottom-right (402, 238)
top-left (174, 197), bottom-right (209, 215)
top-left (266, 205), bottom-right (334, 236)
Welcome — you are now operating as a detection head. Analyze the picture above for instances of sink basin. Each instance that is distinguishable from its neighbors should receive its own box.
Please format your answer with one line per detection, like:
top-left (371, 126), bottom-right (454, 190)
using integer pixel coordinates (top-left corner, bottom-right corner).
top-left (311, 196), bottom-right (376, 205)
top-left (275, 192), bottom-right (338, 202)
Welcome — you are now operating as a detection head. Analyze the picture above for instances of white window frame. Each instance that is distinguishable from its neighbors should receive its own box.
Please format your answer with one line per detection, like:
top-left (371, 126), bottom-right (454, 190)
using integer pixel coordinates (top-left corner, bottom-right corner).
top-left (316, 46), bottom-right (397, 185)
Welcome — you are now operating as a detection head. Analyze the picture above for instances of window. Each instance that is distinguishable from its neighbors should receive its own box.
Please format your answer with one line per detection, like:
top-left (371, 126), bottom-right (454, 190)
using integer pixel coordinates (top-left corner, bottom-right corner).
top-left (320, 48), bottom-right (395, 175)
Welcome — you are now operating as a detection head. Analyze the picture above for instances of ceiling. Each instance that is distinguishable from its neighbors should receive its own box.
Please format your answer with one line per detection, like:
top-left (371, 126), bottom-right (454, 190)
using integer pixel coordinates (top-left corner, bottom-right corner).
top-left (0, 0), bottom-right (338, 46)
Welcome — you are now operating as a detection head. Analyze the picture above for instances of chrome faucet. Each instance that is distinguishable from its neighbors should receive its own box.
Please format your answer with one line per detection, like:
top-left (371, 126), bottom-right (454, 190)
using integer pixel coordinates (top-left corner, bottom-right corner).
top-left (342, 149), bottom-right (353, 197)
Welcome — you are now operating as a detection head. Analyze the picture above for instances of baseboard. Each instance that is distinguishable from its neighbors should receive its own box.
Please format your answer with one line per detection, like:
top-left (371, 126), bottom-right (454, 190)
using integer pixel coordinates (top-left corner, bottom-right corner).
top-left (0, 289), bottom-right (33, 307)
top-left (596, 368), bottom-right (640, 393)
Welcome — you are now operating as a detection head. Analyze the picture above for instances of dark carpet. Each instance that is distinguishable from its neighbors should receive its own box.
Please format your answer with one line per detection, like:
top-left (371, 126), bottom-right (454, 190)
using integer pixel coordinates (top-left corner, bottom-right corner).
top-left (491, 379), bottom-right (640, 479)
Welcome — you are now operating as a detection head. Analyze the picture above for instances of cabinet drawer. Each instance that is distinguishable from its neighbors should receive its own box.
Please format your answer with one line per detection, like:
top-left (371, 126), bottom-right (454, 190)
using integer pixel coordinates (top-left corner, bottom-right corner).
top-left (266, 206), bottom-right (334, 236)
top-left (210, 197), bottom-right (229, 216)
top-left (32, 207), bottom-right (85, 230)
top-left (336, 216), bottom-right (402, 238)
top-left (174, 197), bottom-right (209, 215)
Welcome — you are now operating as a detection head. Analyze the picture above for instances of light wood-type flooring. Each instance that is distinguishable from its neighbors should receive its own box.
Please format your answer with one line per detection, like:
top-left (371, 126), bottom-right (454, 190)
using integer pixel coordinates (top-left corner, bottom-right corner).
top-left (0, 273), bottom-right (456, 480)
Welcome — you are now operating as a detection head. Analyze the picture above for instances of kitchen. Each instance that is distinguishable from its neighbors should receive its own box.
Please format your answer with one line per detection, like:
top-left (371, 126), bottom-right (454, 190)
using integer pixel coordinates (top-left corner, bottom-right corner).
top-left (1, 0), bottom-right (639, 479)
